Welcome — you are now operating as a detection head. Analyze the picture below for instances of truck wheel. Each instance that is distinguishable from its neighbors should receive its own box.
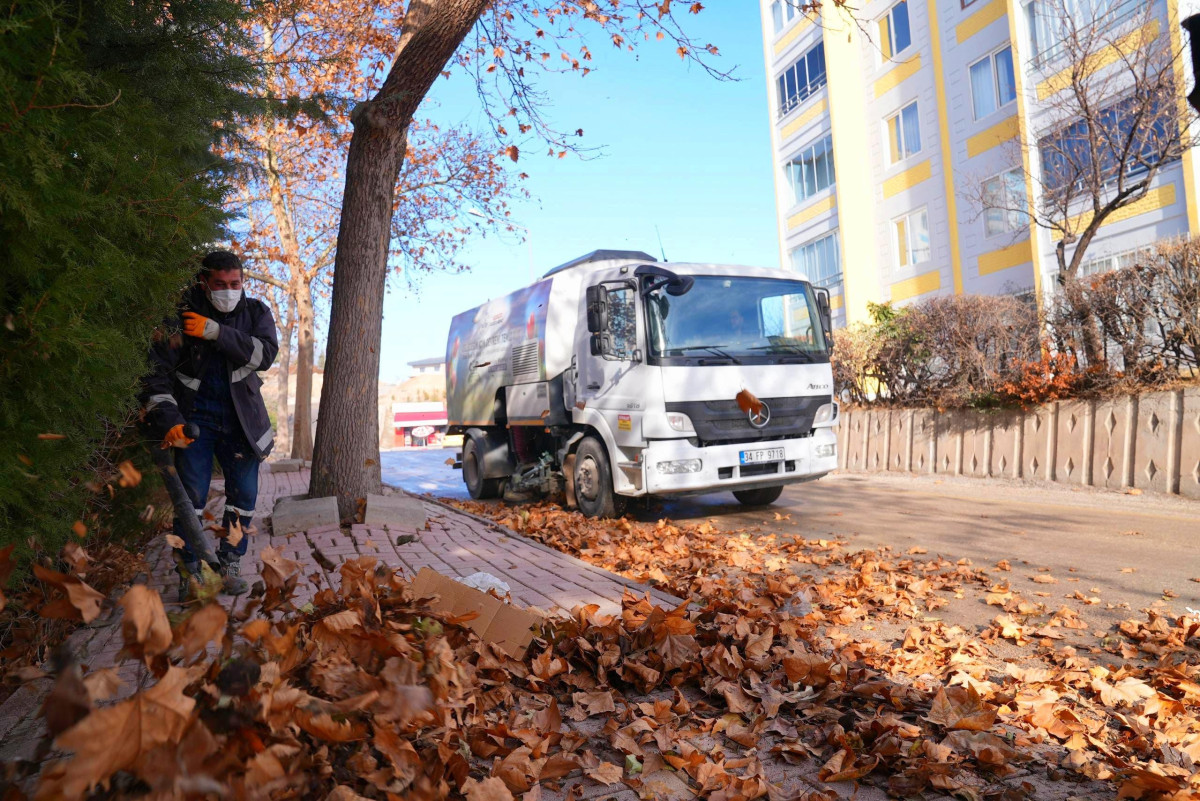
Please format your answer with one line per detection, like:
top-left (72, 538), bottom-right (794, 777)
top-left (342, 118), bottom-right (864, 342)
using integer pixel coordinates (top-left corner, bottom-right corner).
top-left (733, 485), bottom-right (784, 506)
top-left (573, 437), bottom-right (626, 519)
top-left (463, 437), bottom-right (501, 500)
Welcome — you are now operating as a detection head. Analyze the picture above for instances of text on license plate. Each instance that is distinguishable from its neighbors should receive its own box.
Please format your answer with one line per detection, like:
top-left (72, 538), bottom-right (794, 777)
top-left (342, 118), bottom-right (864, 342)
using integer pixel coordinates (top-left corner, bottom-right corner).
top-left (739, 448), bottom-right (785, 465)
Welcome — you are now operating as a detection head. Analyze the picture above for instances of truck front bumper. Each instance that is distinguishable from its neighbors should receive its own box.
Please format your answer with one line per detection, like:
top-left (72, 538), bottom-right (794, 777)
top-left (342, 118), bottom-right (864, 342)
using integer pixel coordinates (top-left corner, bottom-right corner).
top-left (640, 428), bottom-right (838, 495)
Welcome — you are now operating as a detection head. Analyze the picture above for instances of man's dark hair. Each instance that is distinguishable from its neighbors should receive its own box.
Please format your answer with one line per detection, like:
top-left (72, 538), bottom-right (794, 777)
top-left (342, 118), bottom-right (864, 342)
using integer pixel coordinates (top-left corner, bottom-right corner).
top-left (201, 250), bottom-right (243, 274)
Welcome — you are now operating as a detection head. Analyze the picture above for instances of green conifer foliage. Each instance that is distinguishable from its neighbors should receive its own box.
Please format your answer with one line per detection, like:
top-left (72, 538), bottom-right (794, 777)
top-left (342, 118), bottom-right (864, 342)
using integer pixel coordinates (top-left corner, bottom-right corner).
top-left (0, 0), bottom-right (258, 559)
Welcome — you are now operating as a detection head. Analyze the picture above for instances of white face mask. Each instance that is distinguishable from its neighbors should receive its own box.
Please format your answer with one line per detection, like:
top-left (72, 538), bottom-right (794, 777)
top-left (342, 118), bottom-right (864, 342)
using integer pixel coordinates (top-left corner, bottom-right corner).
top-left (206, 288), bottom-right (242, 314)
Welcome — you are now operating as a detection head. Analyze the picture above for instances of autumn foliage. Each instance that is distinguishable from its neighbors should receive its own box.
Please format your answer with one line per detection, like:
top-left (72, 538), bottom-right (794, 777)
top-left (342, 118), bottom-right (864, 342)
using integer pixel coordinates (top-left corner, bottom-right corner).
top-left (7, 496), bottom-right (1200, 799)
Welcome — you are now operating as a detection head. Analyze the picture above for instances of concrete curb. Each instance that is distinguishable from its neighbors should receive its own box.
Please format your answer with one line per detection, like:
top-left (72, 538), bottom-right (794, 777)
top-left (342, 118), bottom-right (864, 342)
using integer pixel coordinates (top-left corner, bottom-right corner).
top-left (408, 491), bottom-right (686, 609)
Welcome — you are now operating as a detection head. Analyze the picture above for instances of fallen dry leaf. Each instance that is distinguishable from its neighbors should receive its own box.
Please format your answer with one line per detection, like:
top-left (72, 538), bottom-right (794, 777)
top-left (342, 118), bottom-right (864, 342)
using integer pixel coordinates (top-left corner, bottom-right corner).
top-left (118, 585), bottom-right (172, 665)
top-left (735, 388), bottom-right (764, 417)
top-left (39, 666), bottom-right (196, 798)
top-left (34, 564), bottom-right (105, 623)
top-left (173, 603), bottom-right (228, 660)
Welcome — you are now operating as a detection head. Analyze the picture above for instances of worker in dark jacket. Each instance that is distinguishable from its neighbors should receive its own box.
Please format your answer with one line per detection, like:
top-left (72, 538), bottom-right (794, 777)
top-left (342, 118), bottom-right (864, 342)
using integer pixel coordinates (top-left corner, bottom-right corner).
top-left (139, 250), bottom-right (278, 600)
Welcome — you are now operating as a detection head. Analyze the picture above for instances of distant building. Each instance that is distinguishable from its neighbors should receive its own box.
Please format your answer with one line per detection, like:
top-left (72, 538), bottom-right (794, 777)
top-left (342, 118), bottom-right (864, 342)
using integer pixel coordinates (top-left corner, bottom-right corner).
top-left (759, 0), bottom-right (1199, 328)
top-left (393, 401), bottom-right (448, 447)
top-left (408, 356), bottom-right (445, 376)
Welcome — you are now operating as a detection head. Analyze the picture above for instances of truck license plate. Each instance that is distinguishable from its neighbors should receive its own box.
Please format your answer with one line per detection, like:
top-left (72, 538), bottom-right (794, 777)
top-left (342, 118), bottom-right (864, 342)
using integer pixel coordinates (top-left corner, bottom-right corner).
top-left (739, 448), bottom-right (784, 465)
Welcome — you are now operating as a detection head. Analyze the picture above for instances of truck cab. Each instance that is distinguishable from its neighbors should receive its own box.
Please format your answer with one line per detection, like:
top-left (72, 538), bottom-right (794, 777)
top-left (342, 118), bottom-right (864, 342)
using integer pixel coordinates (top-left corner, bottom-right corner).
top-left (446, 250), bottom-right (838, 517)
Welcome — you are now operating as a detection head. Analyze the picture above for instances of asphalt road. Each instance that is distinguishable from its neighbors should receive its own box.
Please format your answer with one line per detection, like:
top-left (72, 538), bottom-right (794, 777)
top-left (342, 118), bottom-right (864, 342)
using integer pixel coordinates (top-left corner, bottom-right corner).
top-left (382, 448), bottom-right (1200, 634)
top-left (649, 472), bottom-right (1200, 635)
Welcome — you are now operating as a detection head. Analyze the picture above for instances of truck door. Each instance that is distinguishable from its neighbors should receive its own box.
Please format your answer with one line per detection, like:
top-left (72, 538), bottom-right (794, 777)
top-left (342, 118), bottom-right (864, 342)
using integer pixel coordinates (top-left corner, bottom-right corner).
top-left (579, 281), bottom-right (644, 444)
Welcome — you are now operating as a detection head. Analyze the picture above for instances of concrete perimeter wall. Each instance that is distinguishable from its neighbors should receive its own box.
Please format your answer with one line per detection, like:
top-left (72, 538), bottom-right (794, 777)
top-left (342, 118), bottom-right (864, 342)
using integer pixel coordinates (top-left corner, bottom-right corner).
top-left (836, 387), bottom-right (1200, 499)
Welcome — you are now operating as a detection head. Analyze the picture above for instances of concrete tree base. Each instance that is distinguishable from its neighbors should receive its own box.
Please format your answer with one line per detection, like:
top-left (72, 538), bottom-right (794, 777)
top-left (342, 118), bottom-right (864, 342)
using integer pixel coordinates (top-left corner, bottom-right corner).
top-left (272, 495), bottom-right (339, 535)
top-left (364, 493), bottom-right (428, 530)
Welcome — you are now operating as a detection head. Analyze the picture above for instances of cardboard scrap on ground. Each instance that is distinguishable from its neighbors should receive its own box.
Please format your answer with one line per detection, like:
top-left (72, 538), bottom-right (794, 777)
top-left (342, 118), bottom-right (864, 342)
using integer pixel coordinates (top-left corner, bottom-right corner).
top-left (410, 567), bottom-right (543, 659)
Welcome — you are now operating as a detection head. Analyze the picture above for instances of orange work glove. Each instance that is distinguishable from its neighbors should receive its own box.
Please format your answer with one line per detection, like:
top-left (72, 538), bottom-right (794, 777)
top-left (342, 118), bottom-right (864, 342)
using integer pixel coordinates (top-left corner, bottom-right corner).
top-left (182, 311), bottom-right (219, 340)
top-left (162, 423), bottom-right (194, 449)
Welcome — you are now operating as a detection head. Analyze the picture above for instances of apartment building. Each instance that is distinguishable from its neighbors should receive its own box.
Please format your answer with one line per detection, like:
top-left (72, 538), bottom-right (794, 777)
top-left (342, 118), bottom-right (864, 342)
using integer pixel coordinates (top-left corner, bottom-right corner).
top-left (760, 0), bottom-right (1200, 327)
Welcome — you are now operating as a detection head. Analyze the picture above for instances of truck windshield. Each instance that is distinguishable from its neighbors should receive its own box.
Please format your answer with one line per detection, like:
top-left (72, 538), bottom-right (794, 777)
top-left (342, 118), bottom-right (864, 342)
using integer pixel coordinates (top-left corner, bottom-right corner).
top-left (644, 275), bottom-right (829, 364)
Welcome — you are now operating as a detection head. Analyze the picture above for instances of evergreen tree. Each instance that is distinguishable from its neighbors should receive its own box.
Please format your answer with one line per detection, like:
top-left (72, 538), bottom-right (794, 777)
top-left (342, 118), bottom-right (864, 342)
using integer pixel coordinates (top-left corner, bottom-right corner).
top-left (0, 0), bottom-right (259, 560)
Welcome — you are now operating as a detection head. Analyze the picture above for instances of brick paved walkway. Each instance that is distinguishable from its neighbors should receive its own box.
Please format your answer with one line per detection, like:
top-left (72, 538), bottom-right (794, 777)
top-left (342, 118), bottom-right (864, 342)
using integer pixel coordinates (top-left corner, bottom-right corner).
top-left (0, 464), bottom-right (678, 763)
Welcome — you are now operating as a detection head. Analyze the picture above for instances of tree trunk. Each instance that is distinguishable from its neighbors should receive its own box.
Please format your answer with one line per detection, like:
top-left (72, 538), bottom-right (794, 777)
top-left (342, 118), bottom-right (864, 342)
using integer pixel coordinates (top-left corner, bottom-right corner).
top-left (291, 278), bottom-right (316, 460)
top-left (309, 0), bottom-right (489, 514)
top-left (275, 305), bottom-right (294, 455)
top-left (1062, 220), bottom-right (1107, 367)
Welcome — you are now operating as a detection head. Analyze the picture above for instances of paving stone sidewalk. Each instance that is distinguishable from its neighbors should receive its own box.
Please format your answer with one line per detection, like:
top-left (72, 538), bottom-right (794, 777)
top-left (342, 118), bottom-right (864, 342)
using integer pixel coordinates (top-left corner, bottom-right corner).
top-left (0, 465), bottom-right (677, 764)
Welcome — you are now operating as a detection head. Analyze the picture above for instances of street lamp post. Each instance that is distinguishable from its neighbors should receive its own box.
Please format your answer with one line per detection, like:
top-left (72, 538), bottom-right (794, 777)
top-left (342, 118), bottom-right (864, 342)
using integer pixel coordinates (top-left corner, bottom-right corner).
top-left (467, 208), bottom-right (535, 281)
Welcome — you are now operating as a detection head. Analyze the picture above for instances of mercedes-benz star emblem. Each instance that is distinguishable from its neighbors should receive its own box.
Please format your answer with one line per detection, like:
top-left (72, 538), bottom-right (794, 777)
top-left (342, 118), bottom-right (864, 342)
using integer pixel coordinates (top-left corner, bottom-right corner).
top-left (748, 401), bottom-right (771, 429)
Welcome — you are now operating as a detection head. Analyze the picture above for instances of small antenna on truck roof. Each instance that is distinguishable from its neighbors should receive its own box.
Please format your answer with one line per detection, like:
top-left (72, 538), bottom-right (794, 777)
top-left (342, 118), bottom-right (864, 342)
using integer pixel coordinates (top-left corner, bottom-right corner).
top-left (654, 225), bottom-right (668, 262)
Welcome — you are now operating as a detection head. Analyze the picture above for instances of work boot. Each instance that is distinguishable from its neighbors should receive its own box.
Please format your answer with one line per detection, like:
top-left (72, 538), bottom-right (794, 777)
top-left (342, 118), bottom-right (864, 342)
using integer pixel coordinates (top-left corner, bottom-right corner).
top-left (178, 562), bottom-right (200, 603)
top-left (219, 554), bottom-right (249, 596)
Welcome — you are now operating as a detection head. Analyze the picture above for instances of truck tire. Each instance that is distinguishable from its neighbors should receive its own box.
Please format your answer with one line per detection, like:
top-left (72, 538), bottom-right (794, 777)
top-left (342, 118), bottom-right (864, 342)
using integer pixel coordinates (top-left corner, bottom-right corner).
top-left (573, 437), bottom-right (626, 519)
top-left (732, 485), bottom-right (784, 506)
top-left (463, 437), bottom-right (502, 500)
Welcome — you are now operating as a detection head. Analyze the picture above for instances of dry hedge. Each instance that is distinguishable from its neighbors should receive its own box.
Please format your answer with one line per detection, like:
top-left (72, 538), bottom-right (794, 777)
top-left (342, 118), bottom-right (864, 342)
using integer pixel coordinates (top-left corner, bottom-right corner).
top-left (833, 238), bottom-right (1200, 409)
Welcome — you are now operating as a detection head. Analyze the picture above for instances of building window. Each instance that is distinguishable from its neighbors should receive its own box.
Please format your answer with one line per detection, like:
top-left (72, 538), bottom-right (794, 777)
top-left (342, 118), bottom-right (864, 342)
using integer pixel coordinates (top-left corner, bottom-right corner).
top-left (886, 101), bottom-right (921, 163)
top-left (1079, 247), bottom-right (1147, 277)
top-left (982, 168), bottom-right (1029, 236)
top-left (1038, 94), bottom-right (1171, 196)
top-left (777, 43), bottom-right (827, 118)
top-left (893, 208), bottom-right (931, 268)
top-left (784, 134), bottom-right (836, 204)
top-left (771, 0), bottom-right (783, 33)
top-left (879, 0), bottom-right (912, 59)
top-left (1026, 0), bottom-right (1141, 68)
top-left (969, 46), bottom-right (1016, 120)
top-left (790, 231), bottom-right (842, 288)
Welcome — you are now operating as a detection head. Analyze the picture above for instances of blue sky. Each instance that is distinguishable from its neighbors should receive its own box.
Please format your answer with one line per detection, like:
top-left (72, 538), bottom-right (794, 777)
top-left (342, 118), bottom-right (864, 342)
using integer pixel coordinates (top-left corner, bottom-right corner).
top-left (379, 6), bottom-right (780, 383)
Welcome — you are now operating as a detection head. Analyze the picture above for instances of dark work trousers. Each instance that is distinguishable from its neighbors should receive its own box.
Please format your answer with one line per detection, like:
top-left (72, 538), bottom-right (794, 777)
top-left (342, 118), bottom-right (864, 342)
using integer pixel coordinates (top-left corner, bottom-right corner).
top-left (171, 356), bottom-right (259, 564)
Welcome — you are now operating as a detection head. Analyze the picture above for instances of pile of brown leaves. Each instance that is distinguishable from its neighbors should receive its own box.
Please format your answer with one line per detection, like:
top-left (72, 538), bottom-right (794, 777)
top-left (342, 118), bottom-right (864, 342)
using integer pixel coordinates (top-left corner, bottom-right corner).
top-left (2, 498), bottom-right (1198, 800)
top-left (449, 500), bottom-right (1200, 800)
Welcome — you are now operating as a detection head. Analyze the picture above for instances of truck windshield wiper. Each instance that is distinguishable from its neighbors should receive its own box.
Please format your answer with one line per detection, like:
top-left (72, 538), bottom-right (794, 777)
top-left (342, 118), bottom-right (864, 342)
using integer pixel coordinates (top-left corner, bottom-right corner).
top-left (672, 345), bottom-right (742, 364)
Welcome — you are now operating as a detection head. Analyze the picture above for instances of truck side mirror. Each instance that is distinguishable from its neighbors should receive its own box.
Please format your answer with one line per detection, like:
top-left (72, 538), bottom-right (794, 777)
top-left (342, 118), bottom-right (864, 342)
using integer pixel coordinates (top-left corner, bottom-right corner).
top-left (813, 287), bottom-right (834, 351)
top-left (586, 285), bottom-right (609, 333)
top-left (589, 333), bottom-right (603, 356)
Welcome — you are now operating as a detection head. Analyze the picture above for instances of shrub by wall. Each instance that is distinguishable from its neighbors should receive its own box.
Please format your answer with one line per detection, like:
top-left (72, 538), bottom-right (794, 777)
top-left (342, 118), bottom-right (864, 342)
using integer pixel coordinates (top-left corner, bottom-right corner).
top-left (835, 240), bottom-right (1200, 410)
top-left (1047, 238), bottom-right (1200, 383)
top-left (0, 0), bottom-right (257, 563)
top-left (833, 296), bottom-right (1040, 408)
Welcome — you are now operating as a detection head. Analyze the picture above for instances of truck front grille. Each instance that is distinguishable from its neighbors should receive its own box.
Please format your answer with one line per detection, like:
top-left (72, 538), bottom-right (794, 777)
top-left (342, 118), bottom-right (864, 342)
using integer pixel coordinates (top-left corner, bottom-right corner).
top-left (668, 395), bottom-right (826, 447)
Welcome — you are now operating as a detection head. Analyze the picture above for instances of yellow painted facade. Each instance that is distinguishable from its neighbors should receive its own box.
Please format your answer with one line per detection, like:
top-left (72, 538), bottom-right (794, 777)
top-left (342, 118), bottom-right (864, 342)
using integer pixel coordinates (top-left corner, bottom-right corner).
top-left (978, 239), bottom-right (1033, 276)
top-left (891, 270), bottom-right (941, 301)
top-left (762, 0), bottom-right (1197, 325)
top-left (823, 2), bottom-right (881, 324)
top-left (955, 0), bottom-right (1007, 44)
top-left (780, 98), bottom-right (828, 140)
top-left (873, 54), bottom-right (923, 98)
top-left (1035, 20), bottom-right (1162, 101)
top-left (1004, 0), bottom-right (1045, 303)
top-left (772, 13), bottom-right (814, 55)
top-left (965, 115), bottom-right (1019, 158)
top-left (1052, 185), bottom-right (1178, 241)
top-left (882, 160), bottom-right (932, 199)
top-left (787, 195), bottom-right (836, 230)
top-left (927, 0), bottom-right (964, 295)
top-left (1167, 0), bottom-right (1200, 233)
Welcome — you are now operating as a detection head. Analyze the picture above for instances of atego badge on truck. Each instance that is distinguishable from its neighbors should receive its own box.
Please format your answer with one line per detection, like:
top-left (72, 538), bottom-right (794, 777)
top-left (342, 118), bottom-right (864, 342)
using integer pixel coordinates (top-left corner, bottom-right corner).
top-left (445, 250), bottom-right (839, 518)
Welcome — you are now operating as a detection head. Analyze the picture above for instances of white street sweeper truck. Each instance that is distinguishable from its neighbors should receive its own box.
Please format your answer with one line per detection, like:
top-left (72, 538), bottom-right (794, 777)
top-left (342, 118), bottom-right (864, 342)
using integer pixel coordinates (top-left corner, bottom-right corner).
top-left (445, 250), bottom-right (839, 517)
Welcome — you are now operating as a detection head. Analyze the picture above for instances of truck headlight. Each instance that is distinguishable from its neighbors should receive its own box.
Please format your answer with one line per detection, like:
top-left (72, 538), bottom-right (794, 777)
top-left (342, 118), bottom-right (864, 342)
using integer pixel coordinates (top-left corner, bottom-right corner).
top-left (656, 459), bottom-right (702, 474)
top-left (813, 402), bottom-right (838, 426)
top-left (814, 443), bottom-right (836, 458)
top-left (666, 412), bottom-right (695, 433)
